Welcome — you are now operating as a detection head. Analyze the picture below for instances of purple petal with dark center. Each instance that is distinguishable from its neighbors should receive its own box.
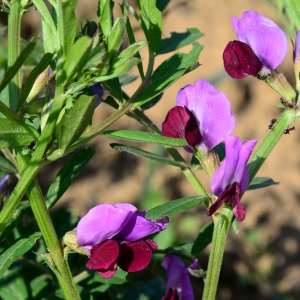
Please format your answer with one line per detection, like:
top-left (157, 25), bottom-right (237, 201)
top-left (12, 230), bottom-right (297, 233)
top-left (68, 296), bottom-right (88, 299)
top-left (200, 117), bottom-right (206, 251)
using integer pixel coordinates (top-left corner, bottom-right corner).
top-left (232, 10), bottom-right (287, 70)
top-left (162, 254), bottom-right (194, 300)
top-left (223, 41), bottom-right (263, 78)
top-left (176, 80), bottom-right (235, 150)
top-left (115, 211), bottom-right (168, 241)
top-left (77, 203), bottom-right (136, 246)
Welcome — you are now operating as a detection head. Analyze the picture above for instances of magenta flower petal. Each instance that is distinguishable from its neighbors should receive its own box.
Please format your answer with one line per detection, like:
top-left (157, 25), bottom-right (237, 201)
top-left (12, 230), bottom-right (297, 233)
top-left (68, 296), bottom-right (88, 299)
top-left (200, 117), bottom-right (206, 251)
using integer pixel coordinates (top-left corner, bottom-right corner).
top-left (162, 106), bottom-right (202, 147)
top-left (162, 254), bottom-right (195, 300)
top-left (86, 240), bottom-right (119, 278)
top-left (232, 11), bottom-right (287, 70)
top-left (163, 288), bottom-right (179, 300)
top-left (115, 211), bottom-right (169, 241)
top-left (176, 80), bottom-right (235, 150)
top-left (223, 40), bottom-right (263, 78)
top-left (77, 203), bottom-right (136, 246)
top-left (118, 239), bottom-right (157, 272)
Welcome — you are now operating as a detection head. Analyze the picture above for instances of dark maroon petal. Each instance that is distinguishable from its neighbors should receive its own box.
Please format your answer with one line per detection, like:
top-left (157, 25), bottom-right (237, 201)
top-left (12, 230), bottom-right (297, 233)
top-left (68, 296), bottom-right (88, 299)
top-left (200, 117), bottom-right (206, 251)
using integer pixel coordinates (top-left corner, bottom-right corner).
top-left (118, 239), bottom-right (154, 272)
top-left (162, 106), bottom-right (202, 147)
top-left (144, 238), bottom-right (158, 251)
top-left (231, 182), bottom-right (246, 221)
top-left (223, 41), bottom-right (263, 79)
top-left (162, 288), bottom-right (179, 300)
top-left (97, 265), bottom-right (118, 279)
top-left (207, 197), bottom-right (224, 216)
top-left (86, 240), bottom-right (119, 270)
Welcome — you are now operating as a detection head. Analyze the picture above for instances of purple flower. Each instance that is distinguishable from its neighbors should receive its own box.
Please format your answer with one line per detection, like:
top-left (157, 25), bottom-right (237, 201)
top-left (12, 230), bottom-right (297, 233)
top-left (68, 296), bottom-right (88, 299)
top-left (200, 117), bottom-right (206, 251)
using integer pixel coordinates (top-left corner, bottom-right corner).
top-left (0, 174), bottom-right (9, 194)
top-left (294, 30), bottom-right (300, 63)
top-left (223, 11), bottom-right (288, 79)
top-left (162, 80), bottom-right (235, 151)
top-left (77, 203), bottom-right (168, 278)
top-left (162, 254), bottom-right (198, 300)
top-left (208, 136), bottom-right (256, 221)
top-left (91, 82), bottom-right (104, 107)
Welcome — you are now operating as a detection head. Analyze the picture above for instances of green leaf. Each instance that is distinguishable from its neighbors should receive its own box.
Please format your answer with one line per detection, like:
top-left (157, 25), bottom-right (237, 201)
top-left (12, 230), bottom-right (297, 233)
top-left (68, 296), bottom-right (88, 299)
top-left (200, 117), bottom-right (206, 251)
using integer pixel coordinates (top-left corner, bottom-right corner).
top-left (157, 28), bottom-right (204, 55)
top-left (0, 156), bottom-right (16, 173)
top-left (18, 52), bottom-right (54, 110)
top-left (1, 201), bottom-right (30, 242)
top-left (30, 275), bottom-right (49, 299)
top-left (146, 196), bottom-right (208, 219)
top-left (110, 143), bottom-right (186, 168)
top-left (191, 222), bottom-right (214, 255)
top-left (104, 130), bottom-right (188, 147)
top-left (140, 93), bottom-right (163, 110)
top-left (138, 0), bottom-right (162, 52)
top-left (133, 42), bottom-right (203, 108)
top-left (107, 17), bottom-right (125, 59)
top-left (247, 177), bottom-right (279, 190)
top-left (0, 38), bottom-right (37, 95)
top-left (57, 0), bottom-right (77, 55)
top-left (0, 232), bottom-right (42, 278)
top-left (0, 266), bottom-right (28, 300)
top-left (157, 0), bottom-right (170, 11)
top-left (46, 147), bottom-right (95, 208)
top-left (0, 119), bottom-right (39, 149)
top-left (93, 268), bottom-right (128, 284)
top-left (59, 95), bottom-right (97, 150)
top-left (98, 0), bottom-right (113, 41)
top-left (32, 0), bottom-right (59, 52)
top-left (113, 41), bottom-right (146, 68)
top-left (63, 36), bottom-right (93, 84)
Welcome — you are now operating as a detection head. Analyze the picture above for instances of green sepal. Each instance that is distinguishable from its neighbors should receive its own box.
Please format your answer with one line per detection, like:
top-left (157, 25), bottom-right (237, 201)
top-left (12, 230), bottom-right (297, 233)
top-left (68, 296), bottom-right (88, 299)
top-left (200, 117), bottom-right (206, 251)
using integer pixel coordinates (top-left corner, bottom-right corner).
top-left (104, 130), bottom-right (188, 147)
top-left (138, 0), bottom-right (162, 52)
top-left (0, 119), bottom-right (40, 149)
top-left (110, 143), bottom-right (186, 168)
top-left (58, 95), bottom-right (97, 150)
top-left (0, 232), bottom-right (42, 278)
top-left (146, 195), bottom-right (208, 219)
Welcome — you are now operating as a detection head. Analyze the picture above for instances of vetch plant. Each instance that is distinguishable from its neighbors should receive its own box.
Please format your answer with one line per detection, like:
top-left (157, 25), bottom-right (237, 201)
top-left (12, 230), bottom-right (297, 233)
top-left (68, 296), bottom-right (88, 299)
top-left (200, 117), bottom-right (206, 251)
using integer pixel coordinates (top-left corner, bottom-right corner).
top-left (0, 0), bottom-right (300, 299)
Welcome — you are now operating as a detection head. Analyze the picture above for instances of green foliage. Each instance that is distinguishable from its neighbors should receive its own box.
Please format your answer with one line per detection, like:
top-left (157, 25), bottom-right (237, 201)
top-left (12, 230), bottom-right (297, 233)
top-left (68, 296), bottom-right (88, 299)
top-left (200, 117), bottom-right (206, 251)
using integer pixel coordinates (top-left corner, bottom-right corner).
top-left (248, 177), bottom-right (279, 190)
top-left (0, 119), bottom-right (39, 149)
top-left (0, 232), bottom-right (42, 278)
top-left (46, 147), bottom-right (95, 208)
top-left (138, 0), bottom-right (163, 52)
top-left (110, 143), bottom-right (186, 168)
top-left (59, 95), bottom-right (97, 150)
top-left (146, 196), bottom-right (208, 219)
top-left (192, 222), bottom-right (214, 255)
top-left (104, 130), bottom-right (188, 147)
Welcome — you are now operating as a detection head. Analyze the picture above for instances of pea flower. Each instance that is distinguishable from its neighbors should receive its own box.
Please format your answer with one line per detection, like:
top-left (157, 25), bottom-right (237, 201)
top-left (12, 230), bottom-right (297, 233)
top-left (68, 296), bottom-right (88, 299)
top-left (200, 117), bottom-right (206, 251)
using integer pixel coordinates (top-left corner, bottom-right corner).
top-left (162, 80), bottom-right (235, 151)
top-left (77, 203), bottom-right (168, 278)
top-left (208, 136), bottom-right (256, 221)
top-left (162, 254), bottom-right (198, 300)
top-left (223, 10), bottom-right (288, 79)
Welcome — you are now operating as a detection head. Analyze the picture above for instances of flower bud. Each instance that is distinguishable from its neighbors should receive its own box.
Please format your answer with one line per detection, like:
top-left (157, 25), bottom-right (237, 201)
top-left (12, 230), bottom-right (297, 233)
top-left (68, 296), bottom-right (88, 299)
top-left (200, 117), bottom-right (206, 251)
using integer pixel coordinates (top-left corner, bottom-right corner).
top-left (63, 230), bottom-right (88, 255)
top-left (223, 40), bottom-right (263, 79)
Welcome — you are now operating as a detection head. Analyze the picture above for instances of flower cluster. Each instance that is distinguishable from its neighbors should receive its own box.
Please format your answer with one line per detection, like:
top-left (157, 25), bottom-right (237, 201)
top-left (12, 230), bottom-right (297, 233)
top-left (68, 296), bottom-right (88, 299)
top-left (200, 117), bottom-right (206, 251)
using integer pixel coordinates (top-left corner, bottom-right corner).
top-left (76, 203), bottom-right (168, 278)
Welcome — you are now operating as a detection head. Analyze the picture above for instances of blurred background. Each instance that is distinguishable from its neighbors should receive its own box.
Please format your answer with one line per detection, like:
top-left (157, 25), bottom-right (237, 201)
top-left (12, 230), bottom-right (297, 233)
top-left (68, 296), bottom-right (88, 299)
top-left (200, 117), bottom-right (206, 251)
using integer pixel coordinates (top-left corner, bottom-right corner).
top-left (3, 0), bottom-right (300, 299)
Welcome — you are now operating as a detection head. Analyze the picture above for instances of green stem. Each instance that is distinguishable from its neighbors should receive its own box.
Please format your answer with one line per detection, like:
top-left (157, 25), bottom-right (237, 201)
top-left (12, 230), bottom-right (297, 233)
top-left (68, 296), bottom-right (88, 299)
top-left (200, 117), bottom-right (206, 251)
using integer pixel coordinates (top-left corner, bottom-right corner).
top-left (248, 109), bottom-right (296, 181)
top-left (202, 208), bottom-right (233, 300)
top-left (27, 177), bottom-right (80, 299)
top-left (7, 0), bottom-right (22, 112)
